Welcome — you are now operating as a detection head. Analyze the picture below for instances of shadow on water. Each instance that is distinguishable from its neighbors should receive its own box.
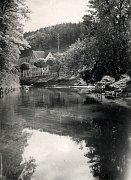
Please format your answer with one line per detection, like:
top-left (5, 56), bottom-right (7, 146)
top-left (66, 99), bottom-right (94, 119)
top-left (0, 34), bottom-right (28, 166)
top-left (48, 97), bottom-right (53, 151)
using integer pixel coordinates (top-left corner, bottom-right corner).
top-left (0, 88), bottom-right (131, 179)
top-left (83, 97), bottom-right (131, 180)
top-left (0, 90), bottom-right (37, 180)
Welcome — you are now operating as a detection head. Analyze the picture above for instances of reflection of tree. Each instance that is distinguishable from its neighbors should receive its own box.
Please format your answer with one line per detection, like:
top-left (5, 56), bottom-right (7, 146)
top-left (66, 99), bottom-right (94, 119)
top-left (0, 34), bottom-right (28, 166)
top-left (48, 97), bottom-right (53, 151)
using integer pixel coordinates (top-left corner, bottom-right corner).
top-left (18, 158), bottom-right (37, 180)
top-left (83, 96), bottom-right (100, 105)
top-left (32, 89), bottom-right (81, 108)
top-left (2, 88), bottom-right (131, 180)
top-left (85, 105), bottom-right (131, 180)
top-left (0, 126), bottom-right (37, 180)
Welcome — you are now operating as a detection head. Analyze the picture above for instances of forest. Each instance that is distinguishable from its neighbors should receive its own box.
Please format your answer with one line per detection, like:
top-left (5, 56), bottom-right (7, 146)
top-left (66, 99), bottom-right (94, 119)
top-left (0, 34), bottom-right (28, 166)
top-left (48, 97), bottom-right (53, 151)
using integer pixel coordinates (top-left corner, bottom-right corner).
top-left (24, 23), bottom-right (82, 53)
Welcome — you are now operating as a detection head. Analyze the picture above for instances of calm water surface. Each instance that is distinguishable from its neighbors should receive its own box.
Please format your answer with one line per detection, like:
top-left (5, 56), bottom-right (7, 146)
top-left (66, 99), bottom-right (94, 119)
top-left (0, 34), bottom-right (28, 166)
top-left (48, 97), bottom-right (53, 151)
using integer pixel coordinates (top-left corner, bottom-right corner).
top-left (0, 87), bottom-right (131, 180)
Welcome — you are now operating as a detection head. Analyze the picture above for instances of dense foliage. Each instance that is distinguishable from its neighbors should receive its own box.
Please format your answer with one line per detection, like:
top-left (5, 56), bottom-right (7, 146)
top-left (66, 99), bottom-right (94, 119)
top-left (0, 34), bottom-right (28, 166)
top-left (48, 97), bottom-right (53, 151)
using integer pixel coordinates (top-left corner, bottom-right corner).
top-left (34, 59), bottom-right (46, 68)
top-left (64, 37), bottom-right (98, 77)
top-left (83, 0), bottom-right (131, 81)
top-left (20, 62), bottom-right (30, 71)
top-left (0, 0), bottom-right (30, 71)
top-left (24, 23), bottom-right (82, 53)
top-left (63, 0), bottom-right (131, 82)
top-left (47, 54), bottom-right (64, 77)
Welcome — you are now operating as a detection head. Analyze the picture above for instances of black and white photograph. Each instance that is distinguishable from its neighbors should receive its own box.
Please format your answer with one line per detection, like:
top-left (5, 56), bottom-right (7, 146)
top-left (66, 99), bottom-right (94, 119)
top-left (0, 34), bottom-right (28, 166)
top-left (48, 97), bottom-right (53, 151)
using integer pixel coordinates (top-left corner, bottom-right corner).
top-left (0, 0), bottom-right (131, 179)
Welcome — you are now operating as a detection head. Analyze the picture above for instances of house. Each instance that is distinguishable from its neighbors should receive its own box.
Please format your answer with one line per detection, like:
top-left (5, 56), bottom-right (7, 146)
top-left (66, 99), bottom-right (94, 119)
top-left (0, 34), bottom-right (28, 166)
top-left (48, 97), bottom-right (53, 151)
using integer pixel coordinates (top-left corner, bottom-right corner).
top-left (19, 50), bottom-right (56, 77)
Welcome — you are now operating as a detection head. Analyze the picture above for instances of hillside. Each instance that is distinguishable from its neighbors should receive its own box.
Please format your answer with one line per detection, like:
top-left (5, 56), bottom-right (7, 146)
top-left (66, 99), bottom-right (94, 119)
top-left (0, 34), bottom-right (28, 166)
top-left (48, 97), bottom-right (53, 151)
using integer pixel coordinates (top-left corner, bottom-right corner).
top-left (24, 23), bottom-right (82, 53)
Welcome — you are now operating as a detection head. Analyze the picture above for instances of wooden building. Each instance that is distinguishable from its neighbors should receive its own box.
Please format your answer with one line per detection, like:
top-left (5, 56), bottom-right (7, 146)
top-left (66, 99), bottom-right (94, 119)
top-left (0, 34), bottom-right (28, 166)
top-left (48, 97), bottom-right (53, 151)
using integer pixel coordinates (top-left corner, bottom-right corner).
top-left (19, 50), bottom-right (56, 77)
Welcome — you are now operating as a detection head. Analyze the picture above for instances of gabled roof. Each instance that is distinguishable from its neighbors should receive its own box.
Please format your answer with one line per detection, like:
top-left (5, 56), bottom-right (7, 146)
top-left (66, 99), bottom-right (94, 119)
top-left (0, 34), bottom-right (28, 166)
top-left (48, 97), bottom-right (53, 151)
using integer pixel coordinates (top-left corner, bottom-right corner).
top-left (45, 52), bottom-right (55, 61)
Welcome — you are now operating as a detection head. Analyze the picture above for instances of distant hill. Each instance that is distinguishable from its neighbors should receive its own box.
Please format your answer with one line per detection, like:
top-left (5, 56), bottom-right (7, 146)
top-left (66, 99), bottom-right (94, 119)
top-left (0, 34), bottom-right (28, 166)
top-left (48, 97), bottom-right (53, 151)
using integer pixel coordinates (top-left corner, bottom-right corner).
top-left (24, 23), bottom-right (82, 53)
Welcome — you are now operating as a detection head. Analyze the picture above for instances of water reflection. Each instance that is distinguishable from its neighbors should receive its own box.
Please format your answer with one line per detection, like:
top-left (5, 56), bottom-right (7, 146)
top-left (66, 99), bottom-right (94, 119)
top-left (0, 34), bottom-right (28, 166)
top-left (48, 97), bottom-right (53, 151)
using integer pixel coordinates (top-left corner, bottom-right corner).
top-left (0, 88), bottom-right (131, 179)
top-left (0, 118), bottom-right (35, 180)
top-left (0, 91), bottom-right (36, 180)
top-left (23, 128), bottom-right (93, 180)
top-left (83, 100), bottom-right (131, 180)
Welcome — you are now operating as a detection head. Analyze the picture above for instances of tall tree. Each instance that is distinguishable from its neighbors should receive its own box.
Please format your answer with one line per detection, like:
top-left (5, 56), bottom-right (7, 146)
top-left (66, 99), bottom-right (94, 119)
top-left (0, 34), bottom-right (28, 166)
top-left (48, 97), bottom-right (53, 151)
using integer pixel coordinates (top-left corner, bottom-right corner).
top-left (64, 37), bottom-right (98, 78)
top-left (51, 54), bottom-right (63, 77)
top-left (0, 0), bottom-right (30, 71)
top-left (64, 40), bottom-right (86, 75)
top-left (34, 59), bottom-right (46, 75)
top-left (20, 62), bottom-right (30, 77)
top-left (83, 0), bottom-right (131, 80)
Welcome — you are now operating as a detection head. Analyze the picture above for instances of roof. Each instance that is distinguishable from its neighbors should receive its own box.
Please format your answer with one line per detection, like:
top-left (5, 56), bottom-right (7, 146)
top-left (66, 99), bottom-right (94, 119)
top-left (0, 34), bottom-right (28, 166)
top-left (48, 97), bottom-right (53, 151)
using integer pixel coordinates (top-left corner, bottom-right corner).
top-left (45, 52), bottom-right (55, 61)
top-left (19, 50), bottom-right (45, 65)
top-left (19, 50), bottom-right (59, 65)
top-left (31, 50), bottom-right (45, 59)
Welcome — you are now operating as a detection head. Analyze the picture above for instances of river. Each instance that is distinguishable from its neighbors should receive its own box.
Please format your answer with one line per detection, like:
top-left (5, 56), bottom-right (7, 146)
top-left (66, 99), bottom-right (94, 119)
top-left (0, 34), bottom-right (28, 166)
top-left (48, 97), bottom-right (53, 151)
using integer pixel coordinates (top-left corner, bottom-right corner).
top-left (0, 87), bottom-right (131, 180)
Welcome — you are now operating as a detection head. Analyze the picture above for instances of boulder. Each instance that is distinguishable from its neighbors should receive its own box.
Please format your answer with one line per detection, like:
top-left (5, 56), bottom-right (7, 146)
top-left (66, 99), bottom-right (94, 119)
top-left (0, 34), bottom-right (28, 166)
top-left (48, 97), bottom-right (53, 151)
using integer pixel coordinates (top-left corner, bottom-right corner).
top-left (110, 74), bottom-right (130, 90)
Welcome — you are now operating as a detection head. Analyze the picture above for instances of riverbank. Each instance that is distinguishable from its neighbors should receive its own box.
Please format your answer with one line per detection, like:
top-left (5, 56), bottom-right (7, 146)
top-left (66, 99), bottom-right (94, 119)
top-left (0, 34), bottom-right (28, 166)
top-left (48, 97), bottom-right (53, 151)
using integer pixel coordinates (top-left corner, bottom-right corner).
top-left (20, 73), bottom-right (131, 109)
top-left (20, 75), bottom-right (87, 87)
top-left (86, 93), bottom-right (131, 109)
top-left (50, 84), bottom-right (131, 109)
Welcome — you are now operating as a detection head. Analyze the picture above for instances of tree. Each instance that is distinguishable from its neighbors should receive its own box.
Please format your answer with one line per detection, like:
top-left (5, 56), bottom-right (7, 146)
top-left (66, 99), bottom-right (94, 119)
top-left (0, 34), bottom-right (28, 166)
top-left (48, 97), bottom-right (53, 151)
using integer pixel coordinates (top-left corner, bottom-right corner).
top-left (46, 58), bottom-right (55, 67)
top-left (54, 61), bottom-right (62, 77)
top-left (64, 39), bottom-right (86, 75)
top-left (20, 62), bottom-right (30, 77)
top-left (84, 0), bottom-right (131, 80)
top-left (0, 0), bottom-right (30, 71)
top-left (34, 59), bottom-right (46, 75)
top-left (64, 37), bottom-right (98, 78)
top-left (45, 54), bottom-right (63, 77)
top-left (51, 54), bottom-right (63, 77)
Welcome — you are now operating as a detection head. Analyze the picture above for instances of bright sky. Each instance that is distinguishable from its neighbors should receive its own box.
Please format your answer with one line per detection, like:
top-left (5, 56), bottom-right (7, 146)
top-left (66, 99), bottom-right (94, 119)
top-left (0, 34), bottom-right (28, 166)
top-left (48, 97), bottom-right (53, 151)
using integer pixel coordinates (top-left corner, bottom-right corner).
top-left (24, 0), bottom-right (88, 32)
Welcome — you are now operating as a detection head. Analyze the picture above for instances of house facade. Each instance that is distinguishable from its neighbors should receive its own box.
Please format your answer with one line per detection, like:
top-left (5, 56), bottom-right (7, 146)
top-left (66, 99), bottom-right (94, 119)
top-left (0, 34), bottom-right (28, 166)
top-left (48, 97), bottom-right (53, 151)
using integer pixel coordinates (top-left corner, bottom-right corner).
top-left (19, 50), bottom-right (56, 77)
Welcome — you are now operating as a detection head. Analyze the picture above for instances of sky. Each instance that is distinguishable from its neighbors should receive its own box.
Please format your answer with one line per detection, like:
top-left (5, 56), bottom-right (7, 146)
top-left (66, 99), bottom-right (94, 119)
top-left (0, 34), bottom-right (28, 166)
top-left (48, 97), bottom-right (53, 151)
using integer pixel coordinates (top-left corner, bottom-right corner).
top-left (24, 0), bottom-right (88, 32)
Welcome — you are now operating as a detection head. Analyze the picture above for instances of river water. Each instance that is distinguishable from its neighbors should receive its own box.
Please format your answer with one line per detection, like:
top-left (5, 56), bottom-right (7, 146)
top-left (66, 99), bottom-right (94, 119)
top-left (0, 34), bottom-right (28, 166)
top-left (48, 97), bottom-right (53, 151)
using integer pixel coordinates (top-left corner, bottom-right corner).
top-left (0, 87), bottom-right (131, 180)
